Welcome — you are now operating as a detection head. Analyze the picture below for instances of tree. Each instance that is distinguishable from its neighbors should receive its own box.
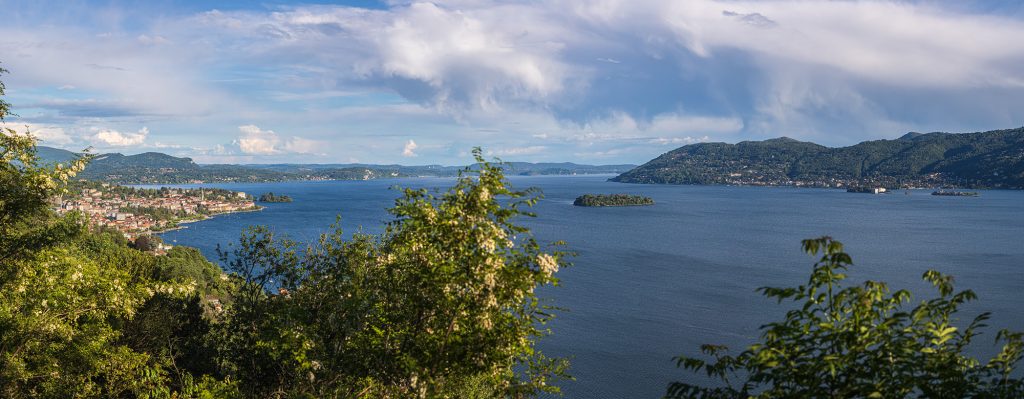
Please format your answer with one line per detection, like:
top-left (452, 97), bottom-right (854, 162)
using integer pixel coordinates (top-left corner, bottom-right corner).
top-left (133, 234), bottom-right (164, 252)
top-left (0, 64), bottom-right (11, 121)
top-left (668, 237), bottom-right (1024, 399)
top-left (216, 149), bottom-right (571, 398)
top-left (0, 65), bottom-right (238, 398)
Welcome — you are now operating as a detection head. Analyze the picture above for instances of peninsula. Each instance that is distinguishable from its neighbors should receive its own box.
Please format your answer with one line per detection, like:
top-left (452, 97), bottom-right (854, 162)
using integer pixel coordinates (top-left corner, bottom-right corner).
top-left (573, 194), bottom-right (654, 207)
top-left (55, 182), bottom-right (259, 238)
top-left (612, 127), bottom-right (1024, 189)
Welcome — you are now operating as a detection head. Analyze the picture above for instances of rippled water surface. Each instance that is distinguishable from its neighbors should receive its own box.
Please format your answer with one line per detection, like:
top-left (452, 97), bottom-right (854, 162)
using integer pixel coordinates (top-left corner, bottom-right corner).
top-left (156, 175), bottom-right (1024, 398)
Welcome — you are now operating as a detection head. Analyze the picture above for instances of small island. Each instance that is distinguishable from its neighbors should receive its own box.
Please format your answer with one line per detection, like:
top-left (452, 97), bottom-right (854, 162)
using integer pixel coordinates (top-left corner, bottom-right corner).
top-left (573, 194), bottom-right (654, 207)
top-left (932, 190), bottom-right (979, 197)
top-left (258, 192), bottom-right (294, 203)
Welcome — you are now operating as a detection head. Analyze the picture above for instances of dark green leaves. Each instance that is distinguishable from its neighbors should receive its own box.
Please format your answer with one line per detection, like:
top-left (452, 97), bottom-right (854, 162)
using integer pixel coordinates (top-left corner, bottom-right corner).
top-left (213, 148), bottom-right (571, 397)
top-left (668, 237), bottom-right (1024, 399)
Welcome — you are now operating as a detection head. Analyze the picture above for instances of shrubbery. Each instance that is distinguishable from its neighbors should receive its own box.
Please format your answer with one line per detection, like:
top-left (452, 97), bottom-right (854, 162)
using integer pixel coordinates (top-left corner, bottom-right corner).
top-left (669, 237), bottom-right (1024, 398)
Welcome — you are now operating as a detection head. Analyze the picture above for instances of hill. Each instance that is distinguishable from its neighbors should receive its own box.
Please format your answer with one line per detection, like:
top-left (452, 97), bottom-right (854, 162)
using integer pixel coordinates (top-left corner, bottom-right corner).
top-left (35, 146), bottom-right (635, 184)
top-left (611, 128), bottom-right (1024, 189)
top-left (35, 146), bottom-right (79, 165)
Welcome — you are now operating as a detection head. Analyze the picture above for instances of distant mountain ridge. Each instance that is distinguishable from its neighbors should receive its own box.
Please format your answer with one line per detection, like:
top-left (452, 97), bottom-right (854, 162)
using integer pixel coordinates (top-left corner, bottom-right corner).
top-left (612, 127), bottom-right (1024, 189)
top-left (34, 147), bottom-right (634, 184)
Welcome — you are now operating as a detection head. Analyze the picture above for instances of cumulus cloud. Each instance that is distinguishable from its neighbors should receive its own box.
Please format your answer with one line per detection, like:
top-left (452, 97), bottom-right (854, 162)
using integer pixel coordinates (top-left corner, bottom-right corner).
top-left (235, 125), bottom-right (324, 155)
top-left (185, 1), bottom-right (1024, 137)
top-left (237, 124), bottom-right (280, 155)
top-left (1, 122), bottom-right (75, 145)
top-left (91, 126), bottom-right (149, 146)
top-left (4, 0), bottom-right (1024, 163)
top-left (402, 139), bottom-right (418, 157)
top-left (187, 2), bottom-right (580, 113)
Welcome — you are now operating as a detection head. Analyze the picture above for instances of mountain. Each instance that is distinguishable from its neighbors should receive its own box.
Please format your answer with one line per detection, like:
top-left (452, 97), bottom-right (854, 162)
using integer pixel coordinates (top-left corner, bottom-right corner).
top-left (611, 127), bottom-right (1024, 189)
top-left (243, 162), bottom-right (633, 177)
top-left (35, 146), bottom-right (79, 165)
top-left (34, 146), bottom-right (635, 184)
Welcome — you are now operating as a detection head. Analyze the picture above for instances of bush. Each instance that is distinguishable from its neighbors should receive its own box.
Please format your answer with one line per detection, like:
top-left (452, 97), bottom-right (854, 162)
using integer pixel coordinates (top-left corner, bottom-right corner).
top-left (215, 149), bottom-right (571, 397)
top-left (668, 237), bottom-right (1024, 398)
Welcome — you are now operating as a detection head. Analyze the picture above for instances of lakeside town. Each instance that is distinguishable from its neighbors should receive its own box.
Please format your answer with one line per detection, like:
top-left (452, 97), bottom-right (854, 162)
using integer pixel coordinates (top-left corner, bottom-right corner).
top-left (710, 169), bottom-right (954, 190)
top-left (54, 182), bottom-right (260, 240)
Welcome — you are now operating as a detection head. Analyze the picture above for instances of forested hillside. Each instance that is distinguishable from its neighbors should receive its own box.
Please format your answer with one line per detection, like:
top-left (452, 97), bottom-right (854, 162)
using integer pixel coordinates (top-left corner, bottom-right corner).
top-left (613, 128), bottom-right (1024, 189)
top-left (35, 146), bottom-right (634, 184)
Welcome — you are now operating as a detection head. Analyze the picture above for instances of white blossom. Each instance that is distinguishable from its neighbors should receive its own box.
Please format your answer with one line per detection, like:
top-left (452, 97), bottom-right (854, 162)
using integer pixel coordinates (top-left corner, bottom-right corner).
top-left (537, 253), bottom-right (559, 276)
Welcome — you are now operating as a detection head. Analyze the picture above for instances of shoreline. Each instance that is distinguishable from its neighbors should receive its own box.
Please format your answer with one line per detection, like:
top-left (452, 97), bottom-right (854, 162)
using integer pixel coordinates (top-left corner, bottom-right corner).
top-left (150, 206), bottom-right (264, 236)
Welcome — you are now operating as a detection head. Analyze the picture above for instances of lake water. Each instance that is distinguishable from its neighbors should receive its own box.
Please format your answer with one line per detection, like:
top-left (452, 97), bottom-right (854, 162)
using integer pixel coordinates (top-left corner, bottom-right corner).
top-left (156, 175), bottom-right (1024, 398)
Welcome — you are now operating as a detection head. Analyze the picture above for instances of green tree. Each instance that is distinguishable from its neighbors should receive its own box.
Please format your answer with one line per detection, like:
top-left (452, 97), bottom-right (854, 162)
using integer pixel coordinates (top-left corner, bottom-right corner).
top-left (668, 237), bottom-right (1024, 398)
top-left (0, 64), bottom-right (11, 121)
top-left (1, 66), bottom-right (237, 398)
top-left (133, 234), bottom-right (164, 252)
top-left (215, 149), bottom-right (571, 398)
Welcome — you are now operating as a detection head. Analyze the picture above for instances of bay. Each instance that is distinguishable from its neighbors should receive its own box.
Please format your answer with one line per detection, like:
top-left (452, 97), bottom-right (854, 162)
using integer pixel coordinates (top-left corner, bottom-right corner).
top-left (156, 175), bottom-right (1024, 398)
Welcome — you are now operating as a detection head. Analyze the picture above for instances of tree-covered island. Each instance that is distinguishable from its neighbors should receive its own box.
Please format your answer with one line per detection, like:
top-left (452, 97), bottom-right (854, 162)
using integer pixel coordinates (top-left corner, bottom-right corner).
top-left (258, 192), bottom-right (293, 202)
top-left (573, 194), bottom-right (654, 207)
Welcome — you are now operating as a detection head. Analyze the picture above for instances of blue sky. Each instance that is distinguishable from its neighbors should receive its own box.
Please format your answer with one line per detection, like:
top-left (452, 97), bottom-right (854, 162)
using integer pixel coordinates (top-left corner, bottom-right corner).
top-left (2, 0), bottom-right (1023, 164)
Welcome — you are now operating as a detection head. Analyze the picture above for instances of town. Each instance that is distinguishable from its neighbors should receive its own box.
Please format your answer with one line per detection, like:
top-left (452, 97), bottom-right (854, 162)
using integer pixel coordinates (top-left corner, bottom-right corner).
top-left (54, 182), bottom-right (259, 240)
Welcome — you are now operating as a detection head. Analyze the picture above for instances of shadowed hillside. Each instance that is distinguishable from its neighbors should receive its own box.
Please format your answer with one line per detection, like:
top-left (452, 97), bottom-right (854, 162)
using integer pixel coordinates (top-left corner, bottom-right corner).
top-left (612, 128), bottom-right (1024, 189)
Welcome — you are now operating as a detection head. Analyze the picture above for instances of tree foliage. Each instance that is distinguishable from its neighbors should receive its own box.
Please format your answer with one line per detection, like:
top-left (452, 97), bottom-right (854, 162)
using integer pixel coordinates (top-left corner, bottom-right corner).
top-left (668, 237), bottom-right (1024, 398)
top-left (133, 234), bottom-right (164, 252)
top-left (215, 149), bottom-right (571, 398)
top-left (1, 69), bottom-right (238, 397)
top-left (573, 194), bottom-right (654, 207)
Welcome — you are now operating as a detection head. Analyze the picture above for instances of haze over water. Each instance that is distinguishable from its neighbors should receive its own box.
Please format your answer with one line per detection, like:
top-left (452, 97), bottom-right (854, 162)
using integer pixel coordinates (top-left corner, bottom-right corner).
top-left (157, 175), bottom-right (1024, 398)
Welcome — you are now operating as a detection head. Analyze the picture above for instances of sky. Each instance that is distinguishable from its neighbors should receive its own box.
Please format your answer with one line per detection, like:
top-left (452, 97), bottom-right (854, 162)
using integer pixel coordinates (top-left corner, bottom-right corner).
top-left (1, 0), bottom-right (1023, 165)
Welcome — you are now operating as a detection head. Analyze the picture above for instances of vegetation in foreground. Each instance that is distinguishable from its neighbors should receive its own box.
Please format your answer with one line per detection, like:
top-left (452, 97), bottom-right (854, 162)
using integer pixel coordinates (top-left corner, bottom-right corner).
top-left (3, 65), bottom-right (570, 397)
top-left (573, 193), bottom-right (654, 207)
top-left (2, 130), bottom-right (569, 397)
top-left (669, 237), bottom-right (1024, 398)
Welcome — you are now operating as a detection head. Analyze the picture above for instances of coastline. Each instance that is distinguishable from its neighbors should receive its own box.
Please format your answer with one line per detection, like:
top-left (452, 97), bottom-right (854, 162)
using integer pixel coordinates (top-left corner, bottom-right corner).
top-left (150, 205), bottom-right (264, 236)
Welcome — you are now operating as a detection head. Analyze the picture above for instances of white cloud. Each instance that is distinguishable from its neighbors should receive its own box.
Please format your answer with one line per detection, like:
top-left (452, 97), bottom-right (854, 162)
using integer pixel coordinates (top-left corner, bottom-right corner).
top-left (402, 139), bottom-right (418, 157)
top-left (648, 136), bottom-right (709, 145)
top-left (488, 146), bottom-right (547, 156)
top-left (237, 124), bottom-right (281, 155)
top-left (3, 0), bottom-right (1024, 163)
top-left (541, 112), bottom-right (743, 144)
top-left (91, 126), bottom-right (149, 146)
top-left (136, 34), bottom-right (171, 46)
top-left (235, 124), bottom-right (324, 155)
top-left (283, 137), bottom-right (324, 155)
top-left (1, 122), bottom-right (75, 145)
top-left (190, 2), bottom-right (579, 113)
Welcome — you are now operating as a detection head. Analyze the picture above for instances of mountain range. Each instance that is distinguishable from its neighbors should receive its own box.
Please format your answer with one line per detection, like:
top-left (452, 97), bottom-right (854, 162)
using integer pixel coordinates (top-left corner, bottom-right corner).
top-left (35, 146), bottom-right (635, 184)
top-left (37, 127), bottom-right (1024, 188)
top-left (612, 127), bottom-right (1024, 189)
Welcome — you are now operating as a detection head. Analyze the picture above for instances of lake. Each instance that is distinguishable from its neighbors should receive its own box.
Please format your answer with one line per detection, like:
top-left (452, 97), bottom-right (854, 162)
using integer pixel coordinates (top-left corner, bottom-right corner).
top-left (156, 175), bottom-right (1024, 398)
